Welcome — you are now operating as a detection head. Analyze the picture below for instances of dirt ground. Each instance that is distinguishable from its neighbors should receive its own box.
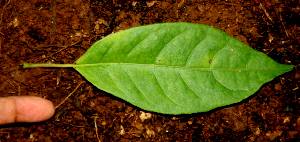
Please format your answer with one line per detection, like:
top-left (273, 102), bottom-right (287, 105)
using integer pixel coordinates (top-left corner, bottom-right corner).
top-left (0, 0), bottom-right (299, 141)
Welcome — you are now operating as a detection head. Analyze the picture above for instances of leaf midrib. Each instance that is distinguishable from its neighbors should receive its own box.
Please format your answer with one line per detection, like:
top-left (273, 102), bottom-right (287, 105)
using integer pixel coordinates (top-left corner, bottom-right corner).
top-left (73, 62), bottom-right (290, 71)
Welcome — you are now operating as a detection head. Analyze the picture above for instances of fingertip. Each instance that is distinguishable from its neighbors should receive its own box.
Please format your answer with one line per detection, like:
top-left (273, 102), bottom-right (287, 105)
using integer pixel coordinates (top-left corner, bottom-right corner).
top-left (15, 96), bottom-right (55, 123)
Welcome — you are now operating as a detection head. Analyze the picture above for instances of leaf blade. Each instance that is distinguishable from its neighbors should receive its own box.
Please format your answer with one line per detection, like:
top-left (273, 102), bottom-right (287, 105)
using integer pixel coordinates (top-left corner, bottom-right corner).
top-left (74, 22), bottom-right (294, 114)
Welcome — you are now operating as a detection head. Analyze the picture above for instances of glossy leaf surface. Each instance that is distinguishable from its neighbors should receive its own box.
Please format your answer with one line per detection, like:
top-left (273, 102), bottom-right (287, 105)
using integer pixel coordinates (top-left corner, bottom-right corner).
top-left (72, 23), bottom-right (293, 114)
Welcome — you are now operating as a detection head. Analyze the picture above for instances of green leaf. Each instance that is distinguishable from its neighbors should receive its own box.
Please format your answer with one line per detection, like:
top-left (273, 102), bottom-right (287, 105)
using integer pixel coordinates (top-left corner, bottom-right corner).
top-left (23, 22), bottom-right (294, 114)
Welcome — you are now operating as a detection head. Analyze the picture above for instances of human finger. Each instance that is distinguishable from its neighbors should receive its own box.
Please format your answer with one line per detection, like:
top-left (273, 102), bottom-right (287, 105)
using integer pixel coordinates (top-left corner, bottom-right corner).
top-left (0, 96), bottom-right (55, 125)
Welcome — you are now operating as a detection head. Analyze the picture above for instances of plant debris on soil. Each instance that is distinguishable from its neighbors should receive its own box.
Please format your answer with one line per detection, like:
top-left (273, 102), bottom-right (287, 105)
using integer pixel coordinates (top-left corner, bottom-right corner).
top-left (0, 0), bottom-right (299, 141)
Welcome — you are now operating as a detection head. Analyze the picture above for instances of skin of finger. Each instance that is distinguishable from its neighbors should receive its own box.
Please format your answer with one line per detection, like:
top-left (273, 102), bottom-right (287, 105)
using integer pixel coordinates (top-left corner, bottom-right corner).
top-left (0, 96), bottom-right (55, 125)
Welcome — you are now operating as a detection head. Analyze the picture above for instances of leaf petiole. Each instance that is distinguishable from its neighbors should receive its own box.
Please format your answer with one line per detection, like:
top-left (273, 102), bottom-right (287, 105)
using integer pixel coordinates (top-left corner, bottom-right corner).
top-left (23, 62), bottom-right (76, 68)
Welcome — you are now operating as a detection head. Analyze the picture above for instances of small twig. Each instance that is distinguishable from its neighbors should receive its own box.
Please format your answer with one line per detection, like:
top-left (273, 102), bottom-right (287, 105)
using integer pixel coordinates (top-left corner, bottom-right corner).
top-left (55, 81), bottom-right (85, 109)
top-left (6, 78), bottom-right (20, 96)
top-left (49, 40), bottom-right (83, 58)
top-left (94, 115), bottom-right (101, 142)
top-left (259, 3), bottom-right (273, 23)
top-left (0, 0), bottom-right (11, 25)
top-left (279, 14), bottom-right (290, 38)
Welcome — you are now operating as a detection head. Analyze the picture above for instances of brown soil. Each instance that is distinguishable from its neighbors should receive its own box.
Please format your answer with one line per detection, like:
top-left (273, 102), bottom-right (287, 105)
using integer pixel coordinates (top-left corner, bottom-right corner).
top-left (0, 0), bottom-right (299, 141)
